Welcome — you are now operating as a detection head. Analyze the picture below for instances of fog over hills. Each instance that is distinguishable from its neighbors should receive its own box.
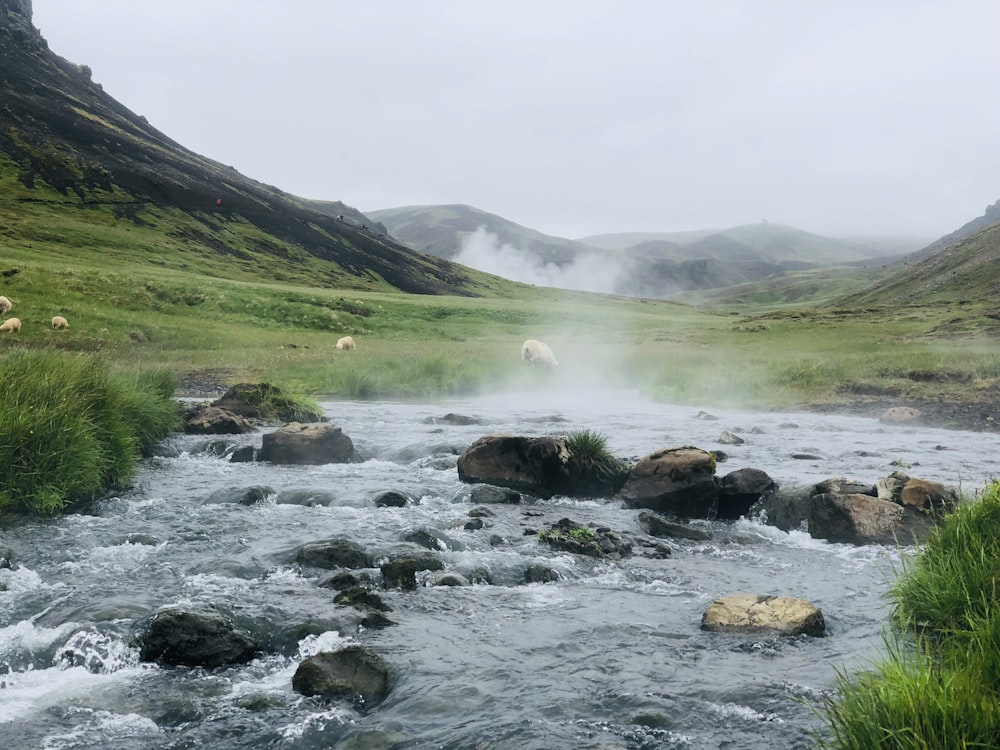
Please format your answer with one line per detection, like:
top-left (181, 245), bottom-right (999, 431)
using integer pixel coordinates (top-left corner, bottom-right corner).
top-left (371, 204), bottom-right (930, 299)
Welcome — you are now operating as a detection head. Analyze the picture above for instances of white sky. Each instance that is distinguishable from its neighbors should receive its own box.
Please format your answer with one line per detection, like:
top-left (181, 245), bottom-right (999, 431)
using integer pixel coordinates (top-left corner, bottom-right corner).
top-left (30, 0), bottom-right (1000, 241)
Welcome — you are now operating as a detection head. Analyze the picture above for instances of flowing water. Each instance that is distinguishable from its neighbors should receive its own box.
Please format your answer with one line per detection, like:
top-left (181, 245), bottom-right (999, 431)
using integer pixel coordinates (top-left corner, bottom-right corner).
top-left (2, 387), bottom-right (999, 749)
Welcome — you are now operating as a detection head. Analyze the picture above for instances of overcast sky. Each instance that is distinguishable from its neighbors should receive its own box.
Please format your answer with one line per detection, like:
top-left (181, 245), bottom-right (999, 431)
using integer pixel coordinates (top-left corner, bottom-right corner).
top-left (30, 1), bottom-right (1000, 241)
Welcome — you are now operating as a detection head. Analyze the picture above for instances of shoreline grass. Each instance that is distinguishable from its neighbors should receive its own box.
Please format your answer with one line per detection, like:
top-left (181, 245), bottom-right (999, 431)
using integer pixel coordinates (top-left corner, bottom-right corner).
top-left (0, 350), bottom-right (179, 515)
top-left (816, 480), bottom-right (1000, 749)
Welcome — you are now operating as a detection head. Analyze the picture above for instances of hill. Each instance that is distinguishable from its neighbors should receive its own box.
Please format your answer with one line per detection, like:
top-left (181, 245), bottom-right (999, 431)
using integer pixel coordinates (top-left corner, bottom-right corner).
top-left (581, 225), bottom-right (926, 264)
top-left (0, 1), bottom-right (491, 296)
top-left (903, 199), bottom-right (1000, 265)
top-left (371, 204), bottom-right (923, 298)
top-left (367, 204), bottom-right (594, 265)
top-left (836, 219), bottom-right (1000, 308)
top-left (684, 204), bottom-right (1000, 311)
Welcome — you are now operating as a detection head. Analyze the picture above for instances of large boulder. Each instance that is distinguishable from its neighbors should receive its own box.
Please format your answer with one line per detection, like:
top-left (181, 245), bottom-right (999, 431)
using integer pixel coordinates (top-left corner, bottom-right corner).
top-left (809, 493), bottom-right (908, 545)
top-left (456, 435), bottom-right (573, 499)
top-left (756, 477), bottom-right (877, 530)
top-left (135, 605), bottom-right (261, 668)
top-left (294, 538), bottom-right (372, 570)
top-left (756, 474), bottom-right (955, 544)
top-left (456, 434), bottom-right (628, 499)
top-left (618, 447), bottom-right (719, 518)
top-left (701, 594), bottom-right (826, 637)
top-left (716, 467), bottom-right (777, 520)
top-left (292, 646), bottom-right (393, 709)
top-left (182, 382), bottom-right (322, 434)
top-left (213, 382), bottom-right (322, 422)
top-left (876, 471), bottom-right (958, 512)
top-left (259, 422), bottom-right (356, 465)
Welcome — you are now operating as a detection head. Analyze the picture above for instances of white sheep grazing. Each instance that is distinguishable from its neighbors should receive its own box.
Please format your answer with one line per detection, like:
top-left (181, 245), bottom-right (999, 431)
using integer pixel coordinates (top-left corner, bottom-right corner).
top-left (0, 296), bottom-right (11, 314)
top-left (522, 339), bottom-right (558, 368)
top-left (0, 317), bottom-right (21, 333)
top-left (52, 315), bottom-right (69, 330)
top-left (336, 335), bottom-right (356, 350)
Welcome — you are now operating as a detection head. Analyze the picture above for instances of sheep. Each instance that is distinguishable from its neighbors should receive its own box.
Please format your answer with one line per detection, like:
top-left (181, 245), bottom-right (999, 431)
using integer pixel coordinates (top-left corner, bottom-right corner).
top-left (522, 339), bottom-right (558, 368)
top-left (0, 296), bottom-right (11, 314)
top-left (0, 317), bottom-right (21, 333)
top-left (52, 315), bottom-right (69, 330)
top-left (336, 335), bottom-right (356, 350)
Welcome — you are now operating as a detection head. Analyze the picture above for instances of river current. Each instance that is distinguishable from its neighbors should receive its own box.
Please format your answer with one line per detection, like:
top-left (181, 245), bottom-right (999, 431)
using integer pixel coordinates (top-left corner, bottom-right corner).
top-left (2, 386), bottom-right (999, 749)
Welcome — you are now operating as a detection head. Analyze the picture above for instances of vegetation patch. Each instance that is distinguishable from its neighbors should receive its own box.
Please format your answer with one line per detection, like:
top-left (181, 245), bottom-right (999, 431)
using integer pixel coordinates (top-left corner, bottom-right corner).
top-left (537, 517), bottom-right (633, 559)
top-left (565, 430), bottom-right (631, 495)
top-left (816, 480), bottom-right (1000, 748)
top-left (0, 350), bottom-right (179, 515)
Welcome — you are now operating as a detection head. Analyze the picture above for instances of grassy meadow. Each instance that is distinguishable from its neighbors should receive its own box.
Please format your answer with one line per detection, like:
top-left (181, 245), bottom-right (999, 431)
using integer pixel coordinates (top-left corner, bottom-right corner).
top-left (3, 233), bottom-right (1000, 410)
top-left (4, 153), bottom-right (1000, 410)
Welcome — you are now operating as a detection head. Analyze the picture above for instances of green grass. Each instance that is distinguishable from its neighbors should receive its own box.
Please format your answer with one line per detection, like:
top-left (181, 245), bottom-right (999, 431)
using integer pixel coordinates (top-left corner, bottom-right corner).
top-left (0, 349), bottom-right (179, 515)
top-left (565, 430), bottom-right (630, 484)
top-left (3, 146), bottom-right (1000, 413)
top-left (3, 244), bottom-right (998, 409)
top-left (890, 483), bottom-right (1000, 636)
top-left (816, 481), bottom-right (1000, 749)
top-left (820, 637), bottom-right (1000, 749)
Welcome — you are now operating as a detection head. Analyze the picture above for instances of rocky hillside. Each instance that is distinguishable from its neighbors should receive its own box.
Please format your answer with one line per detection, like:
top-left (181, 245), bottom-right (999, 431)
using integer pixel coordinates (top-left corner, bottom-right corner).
top-left (371, 204), bottom-right (921, 298)
top-left (0, 0), bottom-right (486, 296)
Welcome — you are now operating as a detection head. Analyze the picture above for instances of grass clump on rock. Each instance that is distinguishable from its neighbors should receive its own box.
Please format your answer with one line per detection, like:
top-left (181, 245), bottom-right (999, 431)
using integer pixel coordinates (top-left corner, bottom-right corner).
top-left (565, 429), bottom-right (631, 494)
top-left (817, 480), bottom-right (1000, 748)
top-left (0, 349), bottom-right (179, 515)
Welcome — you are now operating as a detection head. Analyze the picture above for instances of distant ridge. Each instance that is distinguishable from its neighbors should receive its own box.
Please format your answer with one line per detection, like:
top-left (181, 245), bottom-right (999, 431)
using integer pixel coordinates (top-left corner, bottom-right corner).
top-left (371, 204), bottom-right (924, 298)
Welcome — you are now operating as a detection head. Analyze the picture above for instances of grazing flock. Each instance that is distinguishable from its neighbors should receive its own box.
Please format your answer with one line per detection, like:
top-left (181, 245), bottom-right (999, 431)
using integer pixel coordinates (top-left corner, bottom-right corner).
top-left (521, 338), bottom-right (559, 368)
top-left (2, 290), bottom-right (559, 373)
top-left (334, 333), bottom-right (558, 371)
top-left (0, 295), bottom-right (69, 334)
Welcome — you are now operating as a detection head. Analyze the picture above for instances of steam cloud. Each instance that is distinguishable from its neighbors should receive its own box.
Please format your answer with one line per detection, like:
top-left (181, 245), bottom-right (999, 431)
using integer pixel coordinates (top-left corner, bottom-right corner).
top-left (454, 227), bottom-right (626, 294)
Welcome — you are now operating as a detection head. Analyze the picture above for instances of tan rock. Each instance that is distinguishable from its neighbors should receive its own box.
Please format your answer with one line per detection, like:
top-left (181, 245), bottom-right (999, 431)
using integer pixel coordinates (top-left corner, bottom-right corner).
top-left (701, 593), bottom-right (826, 636)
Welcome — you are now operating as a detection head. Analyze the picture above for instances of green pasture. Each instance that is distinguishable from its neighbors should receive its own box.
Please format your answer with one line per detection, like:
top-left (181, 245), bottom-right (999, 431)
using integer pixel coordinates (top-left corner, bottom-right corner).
top-left (2, 235), bottom-right (998, 409)
top-left (3, 151), bottom-right (999, 410)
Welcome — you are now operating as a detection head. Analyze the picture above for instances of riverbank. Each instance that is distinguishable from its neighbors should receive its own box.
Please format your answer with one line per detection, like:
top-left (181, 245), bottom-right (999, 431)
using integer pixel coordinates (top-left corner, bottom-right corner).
top-left (818, 479), bottom-right (1000, 748)
top-left (178, 367), bottom-right (1000, 436)
top-left (800, 392), bottom-right (1000, 434)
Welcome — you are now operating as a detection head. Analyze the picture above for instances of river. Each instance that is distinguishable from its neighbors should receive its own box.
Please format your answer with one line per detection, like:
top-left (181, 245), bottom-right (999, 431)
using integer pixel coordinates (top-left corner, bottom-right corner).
top-left (2, 386), bottom-right (999, 749)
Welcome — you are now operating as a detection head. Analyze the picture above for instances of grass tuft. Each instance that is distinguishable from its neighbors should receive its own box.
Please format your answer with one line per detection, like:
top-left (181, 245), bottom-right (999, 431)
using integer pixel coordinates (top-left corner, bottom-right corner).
top-left (566, 430), bottom-right (630, 483)
top-left (0, 349), bottom-right (179, 514)
top-left (816, 480), bottom-right (1000, 748)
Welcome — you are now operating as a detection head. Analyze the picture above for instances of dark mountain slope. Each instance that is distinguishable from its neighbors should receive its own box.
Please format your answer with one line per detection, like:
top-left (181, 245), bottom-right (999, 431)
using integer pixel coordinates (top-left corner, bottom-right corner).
top-left (0, 1), bottom-right (484, 296)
